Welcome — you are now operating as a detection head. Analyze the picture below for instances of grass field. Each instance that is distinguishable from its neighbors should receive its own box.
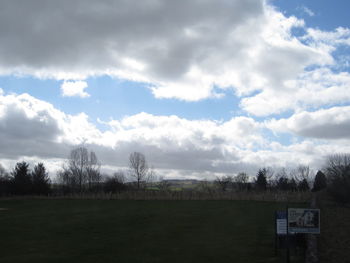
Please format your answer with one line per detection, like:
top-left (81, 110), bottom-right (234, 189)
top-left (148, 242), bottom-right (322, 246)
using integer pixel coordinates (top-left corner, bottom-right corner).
top-left (0, 199), bottom-right (304, 263)
top-left (317, 193), bottom-right (350, 263)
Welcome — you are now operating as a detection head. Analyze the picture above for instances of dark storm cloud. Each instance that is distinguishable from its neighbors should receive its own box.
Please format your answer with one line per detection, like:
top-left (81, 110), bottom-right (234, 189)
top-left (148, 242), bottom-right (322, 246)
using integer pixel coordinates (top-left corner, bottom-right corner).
top-left (0, 0), bottom-right (263, 79)
top-left (0, 93), bottom-right (68, 159)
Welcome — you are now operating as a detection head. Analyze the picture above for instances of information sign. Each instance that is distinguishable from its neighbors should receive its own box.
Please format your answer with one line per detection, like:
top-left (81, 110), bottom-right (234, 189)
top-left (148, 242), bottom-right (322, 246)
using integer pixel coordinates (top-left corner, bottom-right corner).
top-left (287, 208), bottom-right (320, 234)
top-left (276, 211), bottom-right (287, 235)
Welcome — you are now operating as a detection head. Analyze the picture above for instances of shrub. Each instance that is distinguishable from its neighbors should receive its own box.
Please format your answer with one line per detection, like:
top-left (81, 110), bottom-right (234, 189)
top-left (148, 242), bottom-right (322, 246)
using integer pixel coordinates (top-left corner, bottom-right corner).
top-left (104, 172), bottom-right (127, 193)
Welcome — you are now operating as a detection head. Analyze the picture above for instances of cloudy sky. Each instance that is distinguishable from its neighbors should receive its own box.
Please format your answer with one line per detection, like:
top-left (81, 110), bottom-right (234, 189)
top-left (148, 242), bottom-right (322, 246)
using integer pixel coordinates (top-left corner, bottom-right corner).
top-left (0, 0), bottom-right (350, 179)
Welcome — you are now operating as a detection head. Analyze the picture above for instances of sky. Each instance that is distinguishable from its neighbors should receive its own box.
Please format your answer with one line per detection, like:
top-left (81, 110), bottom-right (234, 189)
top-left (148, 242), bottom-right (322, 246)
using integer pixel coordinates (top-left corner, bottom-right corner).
top-left (0, 0), bottom-right (350, 179)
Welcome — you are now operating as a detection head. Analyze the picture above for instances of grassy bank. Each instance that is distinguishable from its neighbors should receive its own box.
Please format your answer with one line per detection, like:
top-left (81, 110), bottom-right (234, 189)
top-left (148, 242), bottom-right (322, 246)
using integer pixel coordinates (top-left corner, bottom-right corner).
top-left (0, 199), bottom-right (303, 263)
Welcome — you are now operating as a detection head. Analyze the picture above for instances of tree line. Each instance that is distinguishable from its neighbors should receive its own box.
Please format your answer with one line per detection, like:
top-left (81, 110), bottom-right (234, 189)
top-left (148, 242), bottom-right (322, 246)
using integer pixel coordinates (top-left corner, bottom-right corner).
top-left (0, 148), bottom-right (349, 204)
top-left (55, 147), bottom-right (154, 194)
top-left (0, 162), bottom-right (50, 196)
top-left (0, 147), bottom-right (154, 196)
top-left (214, 165), bottom-right (326, 193)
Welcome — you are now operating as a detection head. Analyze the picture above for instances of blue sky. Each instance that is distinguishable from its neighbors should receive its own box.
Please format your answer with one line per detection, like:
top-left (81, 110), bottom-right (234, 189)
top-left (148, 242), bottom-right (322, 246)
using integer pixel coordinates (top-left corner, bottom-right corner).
top-left (0, 75), bottom-right (242, 124)
top-left (0, 0), bottom-right (350, 179)
top-left (274, 0), bottom-right (350, 30)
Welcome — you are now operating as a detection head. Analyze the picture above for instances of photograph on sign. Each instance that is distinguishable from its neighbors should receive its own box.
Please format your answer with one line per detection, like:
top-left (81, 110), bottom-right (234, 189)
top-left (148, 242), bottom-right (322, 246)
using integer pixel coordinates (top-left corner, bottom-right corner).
top-left (288, 208), bottom-right (320, 234)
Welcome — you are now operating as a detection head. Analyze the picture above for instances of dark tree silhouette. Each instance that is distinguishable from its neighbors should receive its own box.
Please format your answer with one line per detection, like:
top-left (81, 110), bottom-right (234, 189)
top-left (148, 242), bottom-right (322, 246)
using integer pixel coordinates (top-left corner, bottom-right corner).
top-left (215, 175), bottom-right (232, 192)
top-left (298, 178), bottom-right (310, 191)
top-left (274, 168), bottom-right (299, 191)
top-left (324, 154), bottom-right (350, 203)
top-left (32, 163), bottom-right (51, 195)
top-left (289, 178), bottom-right (298, 191)
top-left (234, 172), bottom-right (249, 191)
top-left (293, 165), bottom-right (311, 191)
top-left (276, 177), bottom-right (290, 191)
top-left (0, 164), bottom-right (11, 196)
top-left (255, 168), bottom-right (267, 190)
top-left (312, 170), bottom-right (327, 192)
top-left (57, 168), bottom-right (78, 194)
top-left (12, 161), bottom-right (32, 195)
top-left (104, 172), bottom-right (126, 193)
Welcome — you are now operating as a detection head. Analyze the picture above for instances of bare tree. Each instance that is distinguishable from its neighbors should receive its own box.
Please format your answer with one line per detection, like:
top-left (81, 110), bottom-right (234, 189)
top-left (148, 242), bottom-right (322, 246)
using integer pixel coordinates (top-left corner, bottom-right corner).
top-left (215, 175), bottom-right (233, 192)
top-left (86, 151), bottom-right (101, 190)
top-left (68, 146), bottom-right (89, 192)
top-left (293, 165), bottom-right (311, 181)
top-left (59, 146), bottom-right (101, 193)
top-left (57, 168), bottom-right (78, 193)
top-left (234, 172), bottom-right (249, 191)
top-left (324, 154), bottom-right (350, 178)
top-left (129, 152), bottom-right (149, 190)
top-left (324, 154), bottom-right (350, 203)
top-left (292, 165), bottom-right (311, 191)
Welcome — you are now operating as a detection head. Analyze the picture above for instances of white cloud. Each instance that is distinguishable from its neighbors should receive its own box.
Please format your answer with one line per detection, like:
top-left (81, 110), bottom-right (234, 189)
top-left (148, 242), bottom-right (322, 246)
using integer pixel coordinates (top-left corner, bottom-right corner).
top-left (266, 106), bottom-right (350, 139)
top-left (0, 92), bottom-right (274, 175)
top-left (303, 27), bottom-right (350, 46)
top-left (241, 68), bottom-right (350, 116)
top-left (0, 0), bottom-right (349, 114)
top-left (1, 1), bottom-right (350, 179)
top-left (2, 91), bottom-right (350, 178)
top-left (299, 6), bottom-right (315, 17)
top-left (61, 81), bottom-right (89, 98)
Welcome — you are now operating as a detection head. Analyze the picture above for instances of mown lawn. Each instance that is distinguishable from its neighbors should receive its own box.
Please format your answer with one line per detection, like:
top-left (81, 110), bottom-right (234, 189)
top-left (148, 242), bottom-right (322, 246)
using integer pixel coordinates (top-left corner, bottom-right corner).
top-left (0, 199), bottom-right (303, 263)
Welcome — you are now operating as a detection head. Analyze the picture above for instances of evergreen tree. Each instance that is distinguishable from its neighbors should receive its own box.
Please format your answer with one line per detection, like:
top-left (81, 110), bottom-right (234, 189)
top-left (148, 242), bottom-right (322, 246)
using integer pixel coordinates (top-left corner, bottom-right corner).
top-left (32, 163), bottom-right (51, 195)
top-left (312, 170), bottom-right (327, 192)
top-left (12, 162), bottom-right (32, 195)
top-left (255, 168), bottom-right (267, 190)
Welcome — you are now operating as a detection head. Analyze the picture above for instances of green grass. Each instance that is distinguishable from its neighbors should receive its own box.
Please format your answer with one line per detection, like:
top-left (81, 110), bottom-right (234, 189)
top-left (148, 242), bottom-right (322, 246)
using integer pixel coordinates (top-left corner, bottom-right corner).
top-left (0, 199), bottom-right (303, 263)
top-left (318, 193), bottom-right (350, 263)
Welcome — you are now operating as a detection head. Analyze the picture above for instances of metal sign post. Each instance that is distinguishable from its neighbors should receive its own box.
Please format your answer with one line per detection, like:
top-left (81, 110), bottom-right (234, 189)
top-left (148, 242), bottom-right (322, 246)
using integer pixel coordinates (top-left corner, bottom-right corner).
top-left (275, 207), bottom-right (320, 262)
top-left (286, 205), bottom-right (290, 263)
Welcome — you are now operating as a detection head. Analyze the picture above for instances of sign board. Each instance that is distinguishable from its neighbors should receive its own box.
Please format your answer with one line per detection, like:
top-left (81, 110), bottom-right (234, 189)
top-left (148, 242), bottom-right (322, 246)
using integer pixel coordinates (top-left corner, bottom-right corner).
top-left (276, 211), bottom-right (287, 235)
top-left (288, 208), bottom-right (320, 234)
